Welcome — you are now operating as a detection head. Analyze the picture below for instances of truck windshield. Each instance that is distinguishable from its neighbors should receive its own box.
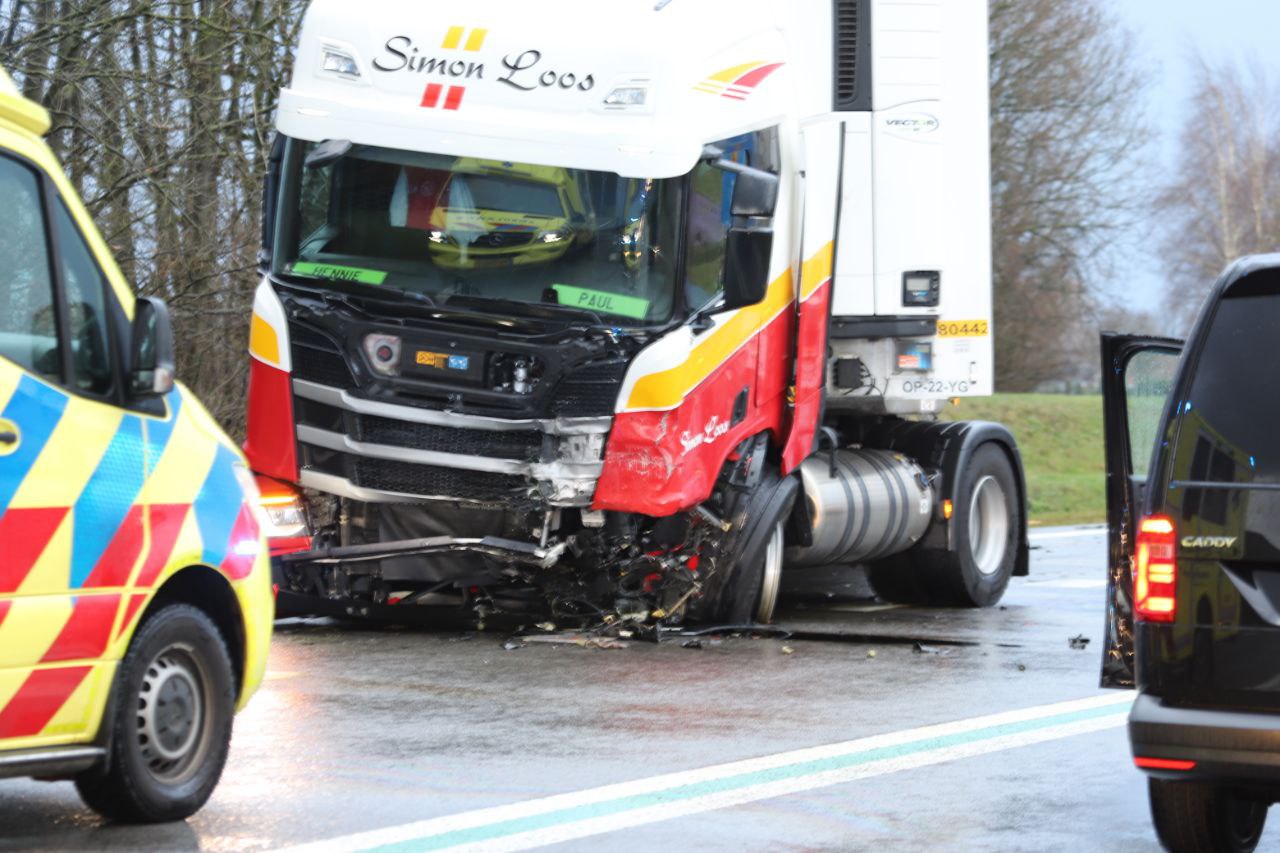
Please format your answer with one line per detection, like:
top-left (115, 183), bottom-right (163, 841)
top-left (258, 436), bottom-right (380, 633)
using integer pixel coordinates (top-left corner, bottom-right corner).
top-left (271, 138), bottom-right (683, 325)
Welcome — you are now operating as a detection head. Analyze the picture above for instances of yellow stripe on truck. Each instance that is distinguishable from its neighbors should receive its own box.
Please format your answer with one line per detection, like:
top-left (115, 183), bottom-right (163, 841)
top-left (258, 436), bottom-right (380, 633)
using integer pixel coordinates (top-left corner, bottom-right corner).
top-left (624, 242), bottom-right (834, 412)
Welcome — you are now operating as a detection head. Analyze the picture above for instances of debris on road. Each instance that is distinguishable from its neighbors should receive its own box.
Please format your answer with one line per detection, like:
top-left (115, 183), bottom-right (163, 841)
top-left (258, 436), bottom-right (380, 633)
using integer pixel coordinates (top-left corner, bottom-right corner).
top-left (682, 639), bottom-right (703, 650)
top-left (521, 633), bottom-right (630, 650)
top-left (781, 645), bottom-right (796, 655)
top-left (1068, 634), bottom-right (1091, 650)
top-left (866, 649), bottom-right (877, 659)
top-left (912, 642), bottom-right (951, 656)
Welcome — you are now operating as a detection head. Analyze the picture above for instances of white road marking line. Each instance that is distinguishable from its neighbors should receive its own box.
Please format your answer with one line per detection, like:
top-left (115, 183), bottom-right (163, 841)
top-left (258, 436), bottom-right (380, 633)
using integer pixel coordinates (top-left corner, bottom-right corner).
top-left (1025, 578), bottom-right (1106, 589)
top-left (1029, 527), bottom-right (1106, 542)
top-left (279, 693), bottom-right (1132, 853)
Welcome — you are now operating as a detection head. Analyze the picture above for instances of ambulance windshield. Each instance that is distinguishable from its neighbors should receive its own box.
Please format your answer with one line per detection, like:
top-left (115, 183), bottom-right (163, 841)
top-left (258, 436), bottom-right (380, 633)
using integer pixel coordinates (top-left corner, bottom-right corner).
top-left (271, 138), bottom-right (684, 325)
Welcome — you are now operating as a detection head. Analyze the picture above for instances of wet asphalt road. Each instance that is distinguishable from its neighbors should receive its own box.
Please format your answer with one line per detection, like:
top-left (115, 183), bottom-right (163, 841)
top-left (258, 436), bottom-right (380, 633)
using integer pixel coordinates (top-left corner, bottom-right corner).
top-left (3, 527), bottom-right (1276, 852)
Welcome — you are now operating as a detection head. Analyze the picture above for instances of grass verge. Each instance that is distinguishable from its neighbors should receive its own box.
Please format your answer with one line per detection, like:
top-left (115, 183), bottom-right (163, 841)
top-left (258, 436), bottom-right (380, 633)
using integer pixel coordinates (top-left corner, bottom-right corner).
top-left (942, 394), bottom-right (1104, 527)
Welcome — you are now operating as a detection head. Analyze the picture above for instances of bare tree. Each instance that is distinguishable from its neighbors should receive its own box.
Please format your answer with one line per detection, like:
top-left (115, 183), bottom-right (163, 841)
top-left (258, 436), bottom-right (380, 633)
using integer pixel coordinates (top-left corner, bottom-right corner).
top-left (1159, 57), bottom-right (1280, 329)
top-left (989, 0), bottom-right (1151, 391)
top-left (0, 0), bottom-right (307, 433)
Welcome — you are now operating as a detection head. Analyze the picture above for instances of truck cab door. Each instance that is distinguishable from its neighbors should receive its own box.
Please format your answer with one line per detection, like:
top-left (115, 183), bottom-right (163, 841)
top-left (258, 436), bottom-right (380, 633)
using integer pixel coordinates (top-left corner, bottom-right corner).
top-left (1100, 332), bottom-right (1183, 688)
top-left (781, 119), bottom-right (841, 474)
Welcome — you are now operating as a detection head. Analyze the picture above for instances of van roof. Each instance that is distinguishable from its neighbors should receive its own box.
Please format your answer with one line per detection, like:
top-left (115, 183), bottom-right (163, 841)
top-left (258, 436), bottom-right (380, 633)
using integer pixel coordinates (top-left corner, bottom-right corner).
top-left (0, 66), bottom-right (52, 137)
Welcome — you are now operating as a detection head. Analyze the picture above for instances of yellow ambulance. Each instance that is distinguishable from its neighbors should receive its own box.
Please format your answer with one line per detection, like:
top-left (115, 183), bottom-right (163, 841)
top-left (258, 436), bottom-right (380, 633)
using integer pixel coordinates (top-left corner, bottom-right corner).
top-left (0, 69), bottom-right (273, 822)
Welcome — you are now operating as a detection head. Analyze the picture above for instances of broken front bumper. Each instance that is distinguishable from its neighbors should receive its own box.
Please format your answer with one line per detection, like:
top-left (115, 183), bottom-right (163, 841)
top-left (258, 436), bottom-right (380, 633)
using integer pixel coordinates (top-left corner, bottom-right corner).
top-left (293, 379), bottom-right (610, 507)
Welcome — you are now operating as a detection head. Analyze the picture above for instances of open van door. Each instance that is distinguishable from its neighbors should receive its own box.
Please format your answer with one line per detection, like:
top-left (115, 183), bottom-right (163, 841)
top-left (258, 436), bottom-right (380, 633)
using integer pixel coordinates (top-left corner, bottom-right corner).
top-left (1099, 333), bottom-right (1183, 688)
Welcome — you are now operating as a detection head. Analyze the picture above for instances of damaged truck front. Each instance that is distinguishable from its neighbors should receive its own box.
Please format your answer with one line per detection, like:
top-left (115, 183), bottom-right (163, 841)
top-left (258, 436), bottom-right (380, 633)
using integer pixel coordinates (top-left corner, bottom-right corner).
top-left (246, 0), bottom-right (1030, 629)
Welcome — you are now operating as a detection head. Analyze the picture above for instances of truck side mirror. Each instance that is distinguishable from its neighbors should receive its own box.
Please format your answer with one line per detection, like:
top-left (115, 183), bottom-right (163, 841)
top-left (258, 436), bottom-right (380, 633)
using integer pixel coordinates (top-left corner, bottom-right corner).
top-left (129, 296), bottom-right (176, 399)
top-left (723, 226), bottom-right (774, 311)
top-left (730, 169), bottom-right (779, 218)
top-left (260, 133), bottom-right (285, 267)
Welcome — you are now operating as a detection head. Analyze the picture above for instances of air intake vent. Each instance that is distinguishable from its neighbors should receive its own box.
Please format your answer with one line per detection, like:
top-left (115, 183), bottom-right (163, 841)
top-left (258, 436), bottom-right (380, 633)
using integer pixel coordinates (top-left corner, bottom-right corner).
top-left (833, 0), bottom-right (871, 112)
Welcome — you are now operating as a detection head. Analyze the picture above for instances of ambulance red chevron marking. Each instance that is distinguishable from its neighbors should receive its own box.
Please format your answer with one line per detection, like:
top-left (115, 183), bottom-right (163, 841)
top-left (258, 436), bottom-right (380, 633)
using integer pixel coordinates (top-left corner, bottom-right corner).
top-left (0, 507), bottom-right (69, 593)
top-left (82, 504), bottom-right (144, 589)
top-left (115, 592), bottom-right (149, 641)
top-left (0, 666), bottom-right (92, 739)
top-left (41, 594), bottom-right (122, 662)
top-left (133, 503), bottom-right (190, 588)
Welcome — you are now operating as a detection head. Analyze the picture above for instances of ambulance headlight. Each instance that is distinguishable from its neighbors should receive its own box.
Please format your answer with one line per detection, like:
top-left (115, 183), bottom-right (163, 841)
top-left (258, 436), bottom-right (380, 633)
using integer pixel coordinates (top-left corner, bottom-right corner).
top-left (540, 231), bottom-right (567, 244)
top-left (427, 229), bottom-right (451, 245)
top-left (363, 333), bottom-right (402, 376)
top-left (603, 86), bottom-right (648, 108)
top-left (321, 47), bottom-right (361, 80)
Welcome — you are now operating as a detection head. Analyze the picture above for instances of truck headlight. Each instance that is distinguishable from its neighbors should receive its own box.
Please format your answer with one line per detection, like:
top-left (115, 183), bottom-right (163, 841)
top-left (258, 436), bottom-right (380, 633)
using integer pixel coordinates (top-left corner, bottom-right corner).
top-left (363, 333), bottom-right (402, 376)
top-left (241, 468), bottom-right (310, 541)
top-left (321, 47), bottom-right (361, 80)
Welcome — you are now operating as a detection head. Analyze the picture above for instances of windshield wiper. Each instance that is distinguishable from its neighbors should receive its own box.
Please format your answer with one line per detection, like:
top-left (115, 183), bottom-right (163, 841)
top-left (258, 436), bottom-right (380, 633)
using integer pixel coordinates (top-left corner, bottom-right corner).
top-left (445, 294), bottom-right (605, 326)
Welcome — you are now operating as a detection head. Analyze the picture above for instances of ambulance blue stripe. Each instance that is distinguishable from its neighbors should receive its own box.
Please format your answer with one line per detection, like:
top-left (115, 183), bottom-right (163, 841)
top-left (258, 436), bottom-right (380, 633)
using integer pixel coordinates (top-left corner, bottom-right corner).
top-left (193, 443), bottom-right (242, 565)
top-left (0, 375), bottom-right (69, 515)
top-left (69, 415), bottom-right (146, 588)
top-left (144, 391), bottom-right (183, 476)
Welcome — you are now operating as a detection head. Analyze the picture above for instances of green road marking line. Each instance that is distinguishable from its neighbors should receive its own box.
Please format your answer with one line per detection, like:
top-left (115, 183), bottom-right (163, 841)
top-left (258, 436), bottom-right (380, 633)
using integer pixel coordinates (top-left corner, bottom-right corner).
top-left (552, 284), bottom-right (649, 320)
top-left (291, 262), bottom-right (388, 285)
top-left (369, 701), bottom-right (1126, 852)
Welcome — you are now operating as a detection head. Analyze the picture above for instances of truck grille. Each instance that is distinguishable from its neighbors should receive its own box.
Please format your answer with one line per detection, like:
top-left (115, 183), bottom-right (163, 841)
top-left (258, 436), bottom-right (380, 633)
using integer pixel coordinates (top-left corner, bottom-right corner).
top-left (295, 398), bottom-right (544, 461)
top-left (551, 360), bottom-right (626, 417)
top-left (302, 444), bottom-right (532, 504)
top-left (290, 322), bottom-right (356, 390)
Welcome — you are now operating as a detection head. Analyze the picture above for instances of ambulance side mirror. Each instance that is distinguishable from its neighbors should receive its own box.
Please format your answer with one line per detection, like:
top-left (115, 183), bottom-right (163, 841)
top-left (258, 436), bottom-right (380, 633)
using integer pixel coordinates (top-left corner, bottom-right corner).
top-left (129, 297), bottom-right (176, 399)
top-left (723, 226), bottom-right (774, 311)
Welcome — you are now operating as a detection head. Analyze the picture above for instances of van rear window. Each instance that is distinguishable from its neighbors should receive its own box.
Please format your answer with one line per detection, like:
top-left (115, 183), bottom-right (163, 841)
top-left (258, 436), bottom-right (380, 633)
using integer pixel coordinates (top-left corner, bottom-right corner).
top-left (1176, 290), bottom-right (1280, 489)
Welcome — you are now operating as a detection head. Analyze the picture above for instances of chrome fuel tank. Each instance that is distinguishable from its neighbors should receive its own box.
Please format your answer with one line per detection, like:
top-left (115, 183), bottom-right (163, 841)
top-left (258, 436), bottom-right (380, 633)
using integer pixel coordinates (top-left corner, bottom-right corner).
top-left (787, 449), bottom-right (934, 568)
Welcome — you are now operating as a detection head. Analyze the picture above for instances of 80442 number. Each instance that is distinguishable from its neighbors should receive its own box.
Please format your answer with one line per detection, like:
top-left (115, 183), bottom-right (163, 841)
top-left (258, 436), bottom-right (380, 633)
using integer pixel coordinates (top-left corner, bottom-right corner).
top-left (937, 320), bottom-right (989, 338)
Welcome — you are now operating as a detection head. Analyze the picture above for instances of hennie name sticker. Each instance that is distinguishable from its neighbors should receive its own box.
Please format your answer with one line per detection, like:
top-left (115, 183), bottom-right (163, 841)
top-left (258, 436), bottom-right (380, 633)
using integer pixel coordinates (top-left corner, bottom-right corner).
top-left (552, 284), bottom-right (649, 320)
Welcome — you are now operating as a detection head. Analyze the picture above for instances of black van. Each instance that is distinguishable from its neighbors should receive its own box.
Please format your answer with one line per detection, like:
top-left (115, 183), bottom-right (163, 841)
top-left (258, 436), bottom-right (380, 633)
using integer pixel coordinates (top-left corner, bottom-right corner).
top-left (1102, 256), bottom-right (1280, 852)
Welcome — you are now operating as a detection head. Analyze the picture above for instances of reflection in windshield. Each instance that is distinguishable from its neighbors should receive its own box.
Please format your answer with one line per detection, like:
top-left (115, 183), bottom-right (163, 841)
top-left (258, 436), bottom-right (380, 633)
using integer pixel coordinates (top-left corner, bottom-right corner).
top-left (273, 140), bottom-right (683, 325)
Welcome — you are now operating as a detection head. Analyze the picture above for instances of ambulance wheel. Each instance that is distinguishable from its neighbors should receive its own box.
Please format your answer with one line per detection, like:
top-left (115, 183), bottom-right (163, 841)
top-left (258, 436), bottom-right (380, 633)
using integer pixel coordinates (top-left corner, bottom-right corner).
top-left (693, 469), bottom-right (798, 625)
top-left (76, 604), bottom-right (235, 823)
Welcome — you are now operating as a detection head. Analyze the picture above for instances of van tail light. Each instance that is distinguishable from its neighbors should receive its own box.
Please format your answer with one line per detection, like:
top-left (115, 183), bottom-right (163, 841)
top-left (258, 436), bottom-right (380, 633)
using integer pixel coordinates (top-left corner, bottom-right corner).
top-left (1135, 515), bottom-right (1177, 623)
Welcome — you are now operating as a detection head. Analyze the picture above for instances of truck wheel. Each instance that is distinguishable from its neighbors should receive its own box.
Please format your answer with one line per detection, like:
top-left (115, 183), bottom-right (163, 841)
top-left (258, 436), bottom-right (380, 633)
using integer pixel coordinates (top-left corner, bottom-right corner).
top-left (75, 604), bottom-right (235, 823)
top-left (929, 443), bottom-right (1018, 606)
top-left (694, 469), bottom-right (798, 625)
top-left (1149, 779), bottom-right (1267, 852)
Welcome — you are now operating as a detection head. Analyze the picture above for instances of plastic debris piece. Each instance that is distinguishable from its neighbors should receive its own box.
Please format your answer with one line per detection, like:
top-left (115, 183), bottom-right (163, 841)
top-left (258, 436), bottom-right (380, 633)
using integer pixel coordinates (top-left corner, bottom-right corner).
top-left (502, 639), bottom-right (524, 651)
top-left (522, 633), bottom-right (629, 650)
top-left (912, 642), bottom-right (950, 656)
top-left (781, 646), bottom-right (795, 655)
top-left (1068, 634), bottom-right (1090, 650)
top-left (866, 649), bottom-right (877, 659)
top-left (681, 639), bottom-right (703, 649)
top-left (535, 622), bottom-right (557, 632)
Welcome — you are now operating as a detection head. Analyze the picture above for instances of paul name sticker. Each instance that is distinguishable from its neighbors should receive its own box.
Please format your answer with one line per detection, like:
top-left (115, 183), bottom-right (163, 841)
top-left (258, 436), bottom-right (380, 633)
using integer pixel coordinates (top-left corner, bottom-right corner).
top-left (937, 320), bottom-right (989, 338)
top-left (552, 284), bottom-right (649, 320)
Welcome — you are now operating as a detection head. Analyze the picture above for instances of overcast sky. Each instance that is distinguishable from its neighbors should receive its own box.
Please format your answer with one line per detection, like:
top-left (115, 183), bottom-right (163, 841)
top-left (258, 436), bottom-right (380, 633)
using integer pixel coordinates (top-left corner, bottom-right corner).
top-left (1106, 0), bottom-right (1280, 312)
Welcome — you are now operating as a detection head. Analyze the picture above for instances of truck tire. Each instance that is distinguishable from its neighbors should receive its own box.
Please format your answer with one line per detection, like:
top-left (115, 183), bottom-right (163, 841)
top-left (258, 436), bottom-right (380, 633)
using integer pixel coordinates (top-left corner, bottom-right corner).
top-left (694, 469), bottom-right (798, 625)
top-left (75, 604), bottom-right (236, 823)
top-left (870, 443), bottom-right (1017, 607)
top-left (1148, 779), bottom-right (1267, 853)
